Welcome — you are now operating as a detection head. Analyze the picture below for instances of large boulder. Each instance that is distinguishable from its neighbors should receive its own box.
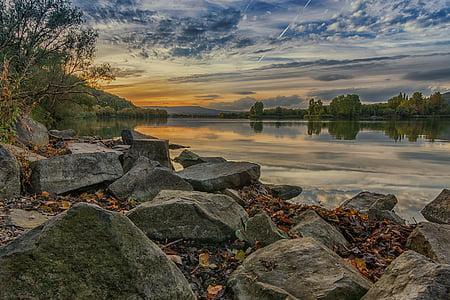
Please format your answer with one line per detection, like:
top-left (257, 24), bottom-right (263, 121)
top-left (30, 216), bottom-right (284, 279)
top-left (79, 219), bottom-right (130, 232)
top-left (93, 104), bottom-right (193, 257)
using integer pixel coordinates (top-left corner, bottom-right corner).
top-left (15, 115), bottom-right (49, 147)
top-left (127, 190), bottom-right (248, 243)
top-left (178, 161), bottom-right (260, 192)
top-left (290, 209), bottom-right (349, 252)
top-left (236, 213), bottom-right (288, 247)
top-left (362, 251), bottom-right (450, 300)
top-left (174, 149), bottom-right (226, 168)
top-left (340, 191), bottom-right (398, 212)
top-left (422, 189), bottom-right (450, 224)
top-left (0, 145), bottom-right (21, 200)
top-left (30, 152), bottom-right (123, 194)
top-left (121, 129), bottom-right (158, 145)
top-left (109, 157), bottom-right (193, 201)
top-left (266, 184), bottom-right (303, 200)
top-left (123, 139), bottom-right (171, 172)
top-left (229, 238), bottom-right (372, 299)
top-left (406, 222), bottom-right (450, 264)
top-left (0, 203), bottom-right (194, 299)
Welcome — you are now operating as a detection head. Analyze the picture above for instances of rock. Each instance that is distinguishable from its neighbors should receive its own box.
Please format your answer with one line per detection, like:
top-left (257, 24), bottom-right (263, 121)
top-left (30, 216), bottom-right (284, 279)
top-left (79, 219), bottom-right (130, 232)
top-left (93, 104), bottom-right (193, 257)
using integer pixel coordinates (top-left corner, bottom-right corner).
top-left (340, 191), bottom-right (398, 212)
top-left (123, 139), bottom-right (171, 172)
top-left (1, 143), bottom-right (46, 162)
top-left (67, 142), bottom-right (122, 155)
top-left (236, 213), bottom-right (287, 246)
top-left (422, 189), bottom-right (450, 224)
top-left (406, 222), bottom-right (450, 264)
top-left (362, 251), bottom-right (450, 300)
top-left (127, 190), bottom-right (248, 243)
top-left (0, 145), bottom-right (21, 200)
top-left (368, 208), bottom-right (405, 225)
top-left (109, 157), bottom-right (193, 202)
top-left (15, 115), bottom-right (49, 147)
top-left (174, 149), bottom-right (226, 168)
top-left (30, 152), bottom-right (123, 194)
top-left (222, 188), bottom-right (245, 206)
top-left (121, 129), bottom-right (158, 145)
top-left (169, 143), bottom-right (190, 150)
top-left (290, 209), bottom-right (349, 251)
top-left (178, 161), bottom-right (260, 192)
top-left (7, 209), bottom-right (49, 229)
top-left (229, 238), bottom-right (372, 299)
top-left (266, 184), bottom-right (303, 200)
top-left (48, 129), bottom-right (76, 139)
top-left (0, 203), bottom-right (194, 299)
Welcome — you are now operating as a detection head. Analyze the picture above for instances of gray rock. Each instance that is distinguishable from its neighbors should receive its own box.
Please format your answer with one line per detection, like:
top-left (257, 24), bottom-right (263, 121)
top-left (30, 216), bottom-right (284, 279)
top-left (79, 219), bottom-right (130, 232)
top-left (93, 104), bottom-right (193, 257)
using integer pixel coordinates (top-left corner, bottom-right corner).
top-left (290, 209), bottom-right (349, 252)
top-left (222, 188), bottom-right (245, 206)
top-left (362, 251), bottom-right (450, 300)
top-left (0, 203), bottom-right (195, 299)
top-left (123, 139), bottom-right (171, 172)
top-left (0, 145), bottom-right (21, 200)
top-left (368, 208), bottom-right (405, 225)
top-left (15, 115), bottom-right (49, 147)
top-left (121, 129), bottom-right (158, 145)
top-left (68, 142), bottom-right (122, 155)
top-left (340, 191), bottom-right (398, 212)
top-left (178, 161), bottom-right (260, 192)
top-left (406, 222), bottom-right (450, 264)
top-left (267, 184), bottom-right (303, 200)
top-left (109, 157), bottom-right (193, 202)
top-left (229, 238), bottom-right (372, 300)
top-left (236, 213), bottom-right (288, 246)
top-left (174, 149), bottom-right (226, 168)
top-left (7, 209), bottom-right (49, 229)
top-left (30, 152), bottom-right (123, 194)
top-left (422, 189), bottom-right (450, 224)
top-left (127, 190), bottom-right (248, 243)
top-left (49, 129), bottom-right (76, 139)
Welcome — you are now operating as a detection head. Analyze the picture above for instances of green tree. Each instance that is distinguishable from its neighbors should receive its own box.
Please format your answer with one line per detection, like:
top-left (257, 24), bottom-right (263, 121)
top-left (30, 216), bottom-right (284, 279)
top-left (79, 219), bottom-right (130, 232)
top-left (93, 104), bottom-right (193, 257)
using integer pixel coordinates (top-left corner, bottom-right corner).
top-left (329, 94), bottom-right (362, 119)
top-left (250, 101), bottom-right (264, 118)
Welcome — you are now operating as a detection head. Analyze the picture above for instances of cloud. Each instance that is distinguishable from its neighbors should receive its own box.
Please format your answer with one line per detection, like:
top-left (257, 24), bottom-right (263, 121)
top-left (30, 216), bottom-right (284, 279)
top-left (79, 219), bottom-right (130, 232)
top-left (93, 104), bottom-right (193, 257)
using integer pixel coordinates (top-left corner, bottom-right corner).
top-left (195, 94), bottom-right (221, 100)
top-left (111, 68), bottom-right (146, 78)
top-left (313, 74), bottom-right (354, 81)
top-left (235, 91), bottom-right (256, 95)
top-left (404, 68), bottom-right (450, 81)
top-left (210, 95), bottom-right (307, 111)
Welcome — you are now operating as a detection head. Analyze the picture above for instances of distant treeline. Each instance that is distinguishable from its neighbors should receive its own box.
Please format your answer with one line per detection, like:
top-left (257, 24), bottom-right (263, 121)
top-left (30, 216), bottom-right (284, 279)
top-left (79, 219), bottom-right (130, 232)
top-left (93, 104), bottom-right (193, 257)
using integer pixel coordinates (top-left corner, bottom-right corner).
top-left (220, 92), bottom-right (450, 120)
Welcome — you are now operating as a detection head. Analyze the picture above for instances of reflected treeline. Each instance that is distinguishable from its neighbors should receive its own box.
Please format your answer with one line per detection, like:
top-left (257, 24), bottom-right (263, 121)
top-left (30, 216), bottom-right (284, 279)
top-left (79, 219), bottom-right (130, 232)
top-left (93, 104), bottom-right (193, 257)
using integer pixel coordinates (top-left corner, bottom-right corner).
top-left (250, 120), bottom-right (450, 142)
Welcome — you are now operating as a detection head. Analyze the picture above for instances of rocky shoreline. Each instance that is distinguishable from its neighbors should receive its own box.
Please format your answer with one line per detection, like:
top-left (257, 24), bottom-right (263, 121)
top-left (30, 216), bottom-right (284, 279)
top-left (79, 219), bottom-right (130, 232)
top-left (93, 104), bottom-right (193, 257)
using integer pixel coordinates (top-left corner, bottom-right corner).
top-left (1, 117), bottom-right (449, 299)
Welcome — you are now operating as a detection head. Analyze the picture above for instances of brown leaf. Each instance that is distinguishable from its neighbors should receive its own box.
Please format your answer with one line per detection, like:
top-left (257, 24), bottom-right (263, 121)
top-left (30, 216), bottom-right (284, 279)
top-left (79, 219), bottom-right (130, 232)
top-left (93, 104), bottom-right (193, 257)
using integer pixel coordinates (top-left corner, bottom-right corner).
top-left (207, 284), bottom-right (223, 299)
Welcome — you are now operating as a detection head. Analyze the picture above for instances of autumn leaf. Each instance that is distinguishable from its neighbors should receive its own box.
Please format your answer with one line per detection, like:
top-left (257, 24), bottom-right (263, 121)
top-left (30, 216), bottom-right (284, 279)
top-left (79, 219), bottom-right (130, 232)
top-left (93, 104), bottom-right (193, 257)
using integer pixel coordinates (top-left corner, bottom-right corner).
top-left (207, 284), bottom-right (223, 299)
top-left (234, 250), bottom-right (246, 262)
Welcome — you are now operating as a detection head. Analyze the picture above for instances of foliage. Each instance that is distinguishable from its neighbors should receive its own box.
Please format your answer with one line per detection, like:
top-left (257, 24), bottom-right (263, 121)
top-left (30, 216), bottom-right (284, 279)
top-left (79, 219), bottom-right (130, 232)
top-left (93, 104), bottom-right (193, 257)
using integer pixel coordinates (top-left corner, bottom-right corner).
top-left (249, 101), bottom-right (264, 118)
top-left (329, 94), bottom-right (362, 119)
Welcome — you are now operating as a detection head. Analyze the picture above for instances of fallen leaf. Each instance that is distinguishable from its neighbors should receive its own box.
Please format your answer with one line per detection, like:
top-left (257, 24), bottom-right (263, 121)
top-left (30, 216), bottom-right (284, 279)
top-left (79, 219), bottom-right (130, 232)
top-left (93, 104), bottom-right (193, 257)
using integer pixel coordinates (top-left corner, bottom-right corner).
top-left (207, 284), bottom-right (223, 299)
top-left (235, 250), bottom-right (246, 262)
top-left (199, 252), bottom-right (210, 268)
top-left (167, 255), bottom-right (183, 265)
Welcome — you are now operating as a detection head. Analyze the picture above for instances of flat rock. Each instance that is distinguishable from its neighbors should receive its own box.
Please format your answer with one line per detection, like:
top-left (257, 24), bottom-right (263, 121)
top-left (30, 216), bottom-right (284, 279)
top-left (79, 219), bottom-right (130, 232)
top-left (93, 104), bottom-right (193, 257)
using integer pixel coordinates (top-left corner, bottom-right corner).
top-left (362, 251), bottom-right (450, 300)
top-left (290, 209), bottom-right (350, 251)
top-left (49, 129), bottom-right (76, 139)
top-left (0, 145), bottom-right (21, 200)
top-left (267, 184), bottom-right (303, 200)
top-left (0, 203), bottom-right (194, 299)
top-left (7, 209), bottom-right (49, 229)
top-left (67, 142), bottom-right (122, 155)
top-left (109, 157), bottom-right (192, 201)
top-left (174, 149), bottom-right (226, 168)
top-left (236, 213), bottom-right (287, 246)
top-left (340, 191), bottom-right (398, 212)
top-left (406, 222), bottom-right (450, 264)
top-left (1, 143), bottom-right (46, 162)
top-left (422, 189), bottom-right (450, 224)
top-left (30, 152), bottom-right (123, 194)
top-left (178, 161), bottom-right (260, 192)
top-left (121, 129), bottom-right (158, 145)
top-left (229, 238), bottom-right (372, 299)
top-left (15, 115), bottom-right (49, 147)
top-left (123, 139), bottom-right (171, 172)
top-left (127, 190), bottom-right (248, 243)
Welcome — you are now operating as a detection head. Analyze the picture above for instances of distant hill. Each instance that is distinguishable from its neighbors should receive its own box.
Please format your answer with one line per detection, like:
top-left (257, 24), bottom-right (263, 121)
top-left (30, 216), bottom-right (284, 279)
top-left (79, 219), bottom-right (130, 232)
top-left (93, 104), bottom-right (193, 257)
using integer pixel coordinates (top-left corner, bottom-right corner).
top-left (145, 106), bottom-right (232, 116)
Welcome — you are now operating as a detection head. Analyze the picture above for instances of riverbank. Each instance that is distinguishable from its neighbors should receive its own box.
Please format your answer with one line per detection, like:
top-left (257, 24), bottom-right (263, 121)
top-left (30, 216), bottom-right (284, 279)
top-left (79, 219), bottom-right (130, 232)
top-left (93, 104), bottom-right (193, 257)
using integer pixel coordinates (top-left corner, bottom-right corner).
top-left (1, 116), bottom-right (449, 299)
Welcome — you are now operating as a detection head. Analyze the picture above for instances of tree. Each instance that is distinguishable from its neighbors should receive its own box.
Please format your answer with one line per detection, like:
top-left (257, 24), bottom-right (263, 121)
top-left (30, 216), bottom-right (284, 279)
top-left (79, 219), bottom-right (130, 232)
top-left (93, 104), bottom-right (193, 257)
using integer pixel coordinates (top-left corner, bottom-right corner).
top-left (307, 99), bottom-right (324, 118)
top-left (250, 101), bottom-right (264, 118)
top-left (329, 94), bottom-right (362, 119)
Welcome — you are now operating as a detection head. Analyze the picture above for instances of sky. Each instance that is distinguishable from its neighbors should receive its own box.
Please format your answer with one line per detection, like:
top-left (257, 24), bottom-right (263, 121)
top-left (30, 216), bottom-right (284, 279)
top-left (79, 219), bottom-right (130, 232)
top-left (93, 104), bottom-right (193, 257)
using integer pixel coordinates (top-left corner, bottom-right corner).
top-left (74, 0), bottom-right (450, 110)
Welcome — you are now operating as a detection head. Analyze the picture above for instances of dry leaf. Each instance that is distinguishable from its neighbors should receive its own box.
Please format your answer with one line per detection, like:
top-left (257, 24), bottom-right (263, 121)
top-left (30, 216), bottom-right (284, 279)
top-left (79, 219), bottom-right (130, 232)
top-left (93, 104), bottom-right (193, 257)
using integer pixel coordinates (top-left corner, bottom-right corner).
top-left (167, 255), bottom-right (182, 265)
top-left (199, 252), bottom-right (210, 268)
top-left (207, 284), bottom-right (223, 299)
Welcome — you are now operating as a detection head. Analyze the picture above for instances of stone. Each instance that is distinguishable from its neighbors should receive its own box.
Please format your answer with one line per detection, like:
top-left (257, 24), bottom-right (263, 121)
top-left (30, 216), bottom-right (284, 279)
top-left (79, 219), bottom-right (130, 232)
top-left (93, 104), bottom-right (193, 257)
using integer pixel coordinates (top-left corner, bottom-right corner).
top-left (422, 189), bottom-right (450, 224)
top-left (67, 142), bottom-right (122, 155)
top-left (7, 209), bottom-right (49, 229)
top-left (406, 222), bottom-right (450, 264)
top-left (178, 161), bottom-right (260, 192)
top-left (121, 129), bottom-right (158, 145)
top-left (0, 203), bottom-right (195, 299)
top-left (222, 188), bottom-right (245, 206)
top-left (229, 238), bottom-right (372, 300)
top-left (368, 208), bottom-right (405, 225)
top-left (123, 139), bottom-right (171, 172)
top-left (1, 143), bottom-right (46, 162)
top-left (174, 149), bottom-right (226, 168)
top-left (362, 251), bottom-right (450, 300)
top-left (290, 209), bottom-right (349, 251)
top-left (127, 190), bottom-right (248, 243)
top-left (340, 191), bottom-right (398, 212)
top-left (109, 157), bottom-right (193, 202)
top-left (48, 129), bottom-right (76, 139)
top-left (266, 184), bottom-right (303, 200)
top-left (30, 152), bottom-right (123, 194)
top-left (15, 115), bottom-right (49, 147)
top-left (236, 213), bottom-right (287, 246)
top-left (0, 145), bottom-right (21, 200)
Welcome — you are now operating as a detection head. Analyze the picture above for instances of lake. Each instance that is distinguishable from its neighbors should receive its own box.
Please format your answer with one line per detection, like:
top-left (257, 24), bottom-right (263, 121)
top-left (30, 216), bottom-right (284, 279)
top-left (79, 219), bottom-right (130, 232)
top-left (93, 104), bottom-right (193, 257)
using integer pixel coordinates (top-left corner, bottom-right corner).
top-left (57, 118), bottom-right (450, 222)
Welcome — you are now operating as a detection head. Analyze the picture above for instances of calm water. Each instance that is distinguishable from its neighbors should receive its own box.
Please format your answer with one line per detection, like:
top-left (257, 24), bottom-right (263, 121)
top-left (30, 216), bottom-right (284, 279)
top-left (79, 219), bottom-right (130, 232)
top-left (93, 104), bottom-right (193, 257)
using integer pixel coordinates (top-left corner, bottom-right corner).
top-left (57, 118), bottom-right (450, 222)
